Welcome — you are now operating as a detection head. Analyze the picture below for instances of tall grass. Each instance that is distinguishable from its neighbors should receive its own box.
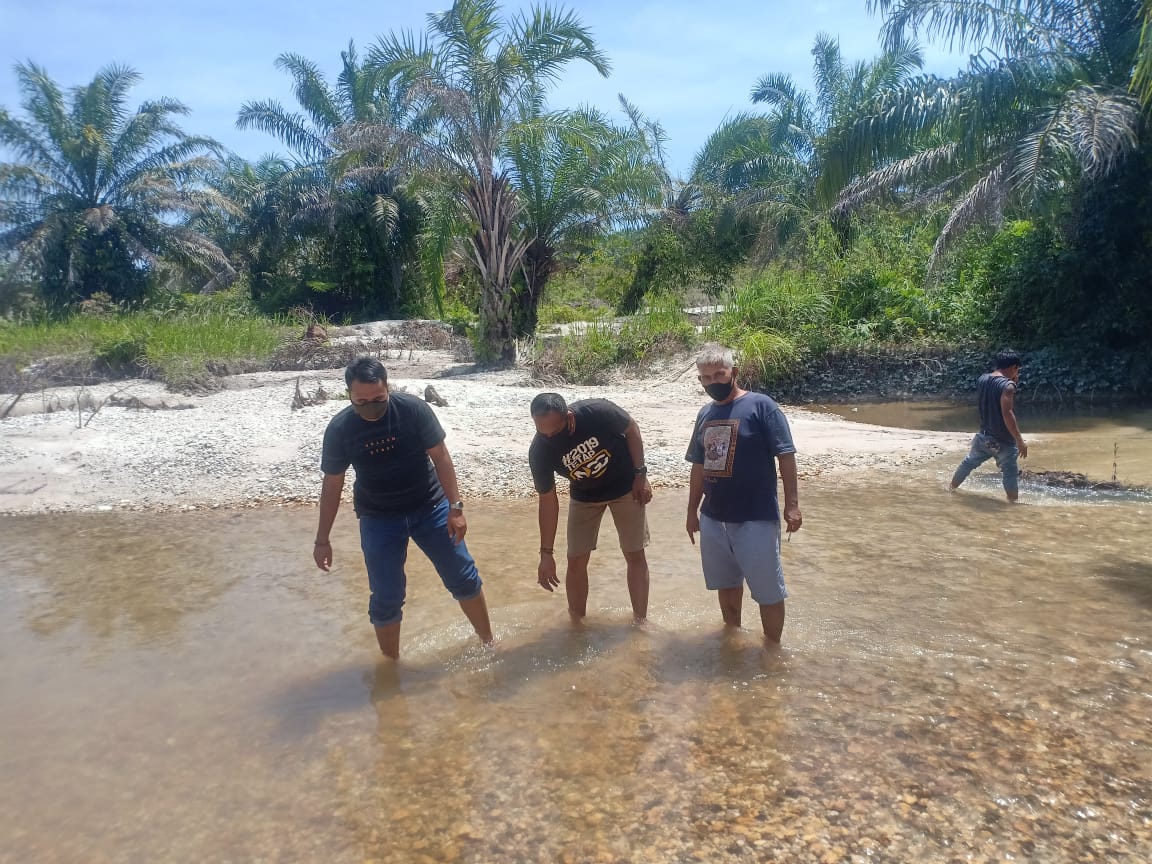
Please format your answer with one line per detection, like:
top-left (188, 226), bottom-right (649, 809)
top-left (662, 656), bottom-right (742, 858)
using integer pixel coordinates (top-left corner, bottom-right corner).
top-left (529, 299), bottom-right (696, 383)
top-left (706, 269), bottom-right (833, 387)
top-left (0, 308), bottom-right (289, 388)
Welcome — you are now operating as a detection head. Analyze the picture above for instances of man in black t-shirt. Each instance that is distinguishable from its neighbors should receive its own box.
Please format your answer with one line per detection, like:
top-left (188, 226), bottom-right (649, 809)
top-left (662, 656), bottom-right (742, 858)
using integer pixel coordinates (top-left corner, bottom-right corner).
top-left (313, 357), bottom-right (494, 659)
top-left (950, 349), bottom-right (1030, 502)
top-left (528, 393), bottom-right (652, 622)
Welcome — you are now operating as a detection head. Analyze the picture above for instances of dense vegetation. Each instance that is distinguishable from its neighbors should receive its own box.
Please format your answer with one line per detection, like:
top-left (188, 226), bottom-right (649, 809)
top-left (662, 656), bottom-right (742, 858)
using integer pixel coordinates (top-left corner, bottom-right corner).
top-left (3, 0), bottom-right (1152, 392)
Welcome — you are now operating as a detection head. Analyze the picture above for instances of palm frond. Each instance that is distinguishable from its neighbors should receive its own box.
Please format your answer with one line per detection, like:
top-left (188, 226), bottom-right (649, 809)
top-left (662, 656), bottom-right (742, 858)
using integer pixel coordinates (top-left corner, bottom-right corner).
top-left (237, 100), bottom-right (331, 163)
top-left (275, 52), bottom-right (344, 132)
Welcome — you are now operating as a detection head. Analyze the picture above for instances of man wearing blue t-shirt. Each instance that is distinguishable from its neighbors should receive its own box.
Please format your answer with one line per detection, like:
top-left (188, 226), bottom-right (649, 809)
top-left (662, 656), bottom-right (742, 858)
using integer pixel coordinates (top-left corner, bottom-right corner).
top-left (685, 344), bottom-right (802, 643)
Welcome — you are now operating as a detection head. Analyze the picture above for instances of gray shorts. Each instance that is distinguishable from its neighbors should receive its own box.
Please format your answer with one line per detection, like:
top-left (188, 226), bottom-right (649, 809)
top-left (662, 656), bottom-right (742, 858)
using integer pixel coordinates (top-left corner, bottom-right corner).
top-left (699, 514), bottom-right (787, 605)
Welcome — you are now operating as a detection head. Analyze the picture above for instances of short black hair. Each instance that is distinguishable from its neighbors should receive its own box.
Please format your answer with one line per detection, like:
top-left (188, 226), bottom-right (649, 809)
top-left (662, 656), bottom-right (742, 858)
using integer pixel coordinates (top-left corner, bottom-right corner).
top-left (994, 349), bottom-right (1022, 371)
top-left (345, 356), bottom-right (388, 389)
top-left (530, 392), bottom-right (567, 417)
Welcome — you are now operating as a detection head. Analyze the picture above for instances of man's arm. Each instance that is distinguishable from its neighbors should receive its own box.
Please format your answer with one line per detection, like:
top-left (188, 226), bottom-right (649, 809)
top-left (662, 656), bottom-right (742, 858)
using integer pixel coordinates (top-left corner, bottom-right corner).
top-left (778, 453), bottom-right (802, 534)
top-left (427, 441), bottom-right (467, 542)
top-left (686, 462), bottom-right (704, 544)
top-left (314, 472), bottom-right (345, 571)
top-left (623, 418), bottom-right (652, 503)
top-left (1000, 386), bottom-right (1028, 458)
top-left (537, 489), bottom-right (560, 591)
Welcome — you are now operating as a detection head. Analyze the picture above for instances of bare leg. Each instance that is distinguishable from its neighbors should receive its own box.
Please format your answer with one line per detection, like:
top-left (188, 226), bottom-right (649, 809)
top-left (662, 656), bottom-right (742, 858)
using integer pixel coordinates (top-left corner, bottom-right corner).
top-left (759, 601), bottom-right (785, 644)
top-left (566, 552), bottom-right (592, 620)
top-left (718, 586), bottom-right (743, 627)
top-left (623, 549), bottom-right (649, 622)
top-left (374, 622), bottom-right (401, 660)
top-left (1006, 489), bottom-right (1019, 503)
top-left (458, 589), bottom-right (495, 645)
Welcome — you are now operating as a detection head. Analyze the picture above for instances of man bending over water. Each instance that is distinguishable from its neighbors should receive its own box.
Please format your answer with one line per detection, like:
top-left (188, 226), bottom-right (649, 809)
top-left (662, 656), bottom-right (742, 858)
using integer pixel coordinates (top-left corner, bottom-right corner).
top-left (950, 349), bottom-right (1029, 503)
top-left (529, 393), bottom-right (652, 622)
top-left (313, 357), bottom-right (494, 658)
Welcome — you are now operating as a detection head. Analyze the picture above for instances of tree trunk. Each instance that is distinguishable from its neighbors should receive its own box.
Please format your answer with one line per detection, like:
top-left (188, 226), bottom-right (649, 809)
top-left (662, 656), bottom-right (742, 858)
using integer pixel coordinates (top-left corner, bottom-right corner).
top-left (617, 235), bottom-right (659, 315)
top-left (464, 170), bottom-right (527, 366)
top-left (479, 280), bottom-right (516, 364)
top-left (515, 238), bottom-right (554, 338)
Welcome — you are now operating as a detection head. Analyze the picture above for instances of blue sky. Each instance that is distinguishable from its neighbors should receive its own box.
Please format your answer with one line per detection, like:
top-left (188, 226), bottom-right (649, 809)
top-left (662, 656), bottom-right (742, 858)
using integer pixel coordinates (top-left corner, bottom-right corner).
top-left (0, 0), bottom-right (968, 177)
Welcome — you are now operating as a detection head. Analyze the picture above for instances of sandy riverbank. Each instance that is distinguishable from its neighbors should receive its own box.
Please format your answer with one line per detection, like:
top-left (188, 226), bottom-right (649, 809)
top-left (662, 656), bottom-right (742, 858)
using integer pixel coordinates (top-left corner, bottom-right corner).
top-left (0, 352), bottom-right (970, 514)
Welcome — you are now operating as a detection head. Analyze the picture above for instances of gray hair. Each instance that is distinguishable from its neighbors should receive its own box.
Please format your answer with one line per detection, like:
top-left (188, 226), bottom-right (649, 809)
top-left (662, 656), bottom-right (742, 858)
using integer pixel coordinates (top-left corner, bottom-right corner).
top-left (695, 342), bottom-right (735, 369)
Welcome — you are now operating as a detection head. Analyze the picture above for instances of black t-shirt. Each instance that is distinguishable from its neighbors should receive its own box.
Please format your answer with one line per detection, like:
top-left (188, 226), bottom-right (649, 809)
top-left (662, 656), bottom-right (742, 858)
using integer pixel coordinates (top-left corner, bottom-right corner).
top-left (529, 399), bottom-right (635, 503)
top-left (977, 373), bottom-right (1016, 445)
top-left (320, 392), bottom-right (446, 515)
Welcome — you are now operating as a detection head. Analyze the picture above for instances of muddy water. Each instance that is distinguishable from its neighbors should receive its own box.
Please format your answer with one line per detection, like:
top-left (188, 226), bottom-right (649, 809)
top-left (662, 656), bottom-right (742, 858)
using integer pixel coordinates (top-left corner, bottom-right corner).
top-left (822, 401), bottom-right (1152, 489)
top-left (2, 466), bottom-right (1152, 862)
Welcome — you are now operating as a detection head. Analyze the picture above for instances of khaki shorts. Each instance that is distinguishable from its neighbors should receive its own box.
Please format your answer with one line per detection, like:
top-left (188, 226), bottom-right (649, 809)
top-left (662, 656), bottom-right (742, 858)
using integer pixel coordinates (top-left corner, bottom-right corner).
top-left (567, 493), bottom-right (649, 558)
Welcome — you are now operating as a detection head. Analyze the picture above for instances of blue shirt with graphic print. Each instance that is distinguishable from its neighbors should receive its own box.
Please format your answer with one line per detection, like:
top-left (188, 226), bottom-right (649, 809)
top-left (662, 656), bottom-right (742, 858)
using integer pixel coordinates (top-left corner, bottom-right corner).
top-left (685, 392), bottom-right (796, 523)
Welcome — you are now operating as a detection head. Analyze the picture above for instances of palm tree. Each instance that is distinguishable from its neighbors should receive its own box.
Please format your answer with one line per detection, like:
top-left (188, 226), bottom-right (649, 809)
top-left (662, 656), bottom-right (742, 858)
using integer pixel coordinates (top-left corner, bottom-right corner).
top-left (692, 34), bottom-right (924, 251)
top-left (236, 43), bottom-right (422, 317)
top-left (505, 106), bottom-right (661, 334)
top-left (0, 62), bottom-right (229, 308)
top-left (834, 0), bottom-right (1144, 267)
top-left (366, 0), bottom-right (610, 363)
top-left (194, 155), bottom-right (300, 304)
top-left (614, 96), bottom-right (710, 315)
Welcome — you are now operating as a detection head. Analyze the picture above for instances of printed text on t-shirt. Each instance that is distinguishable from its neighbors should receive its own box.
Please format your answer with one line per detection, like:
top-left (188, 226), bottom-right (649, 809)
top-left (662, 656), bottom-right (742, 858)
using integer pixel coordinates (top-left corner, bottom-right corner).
top-left (561, 436), bottom-right (612, 480)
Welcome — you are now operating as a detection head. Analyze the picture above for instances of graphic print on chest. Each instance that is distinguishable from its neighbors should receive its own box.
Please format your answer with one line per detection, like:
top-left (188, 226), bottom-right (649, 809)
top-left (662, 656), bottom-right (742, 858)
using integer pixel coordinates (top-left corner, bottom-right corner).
top-left (561, 436), bottom-right (611, 481)
top-left (701, 419), bottom-right (739, 477)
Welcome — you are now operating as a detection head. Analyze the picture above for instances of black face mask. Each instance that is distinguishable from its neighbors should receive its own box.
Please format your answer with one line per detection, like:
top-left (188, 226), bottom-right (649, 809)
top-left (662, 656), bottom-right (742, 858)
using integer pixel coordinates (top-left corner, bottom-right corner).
top-left (352, 399), bottom-right (389, 421)
top-left (705, 381), bottom-right (734, 402)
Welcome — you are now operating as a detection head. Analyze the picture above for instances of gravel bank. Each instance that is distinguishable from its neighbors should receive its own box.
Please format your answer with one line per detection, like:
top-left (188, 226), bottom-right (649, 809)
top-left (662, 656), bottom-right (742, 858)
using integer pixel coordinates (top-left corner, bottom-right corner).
top-left (0, 354), bottom-right (968, 514)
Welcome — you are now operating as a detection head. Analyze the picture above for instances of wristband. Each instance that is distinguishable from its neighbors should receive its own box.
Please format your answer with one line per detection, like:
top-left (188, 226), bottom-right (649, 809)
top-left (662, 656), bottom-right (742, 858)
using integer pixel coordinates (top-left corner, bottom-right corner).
top-left (540, 547), bottom-right (554, 555)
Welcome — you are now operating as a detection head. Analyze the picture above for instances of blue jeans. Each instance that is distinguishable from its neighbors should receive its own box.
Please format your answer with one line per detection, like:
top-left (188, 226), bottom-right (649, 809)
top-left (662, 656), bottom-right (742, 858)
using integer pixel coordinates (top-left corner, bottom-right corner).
top-left (358, 499), bottom-right (482, 626)
top-left (952, 433), bottom-right (1020, 494)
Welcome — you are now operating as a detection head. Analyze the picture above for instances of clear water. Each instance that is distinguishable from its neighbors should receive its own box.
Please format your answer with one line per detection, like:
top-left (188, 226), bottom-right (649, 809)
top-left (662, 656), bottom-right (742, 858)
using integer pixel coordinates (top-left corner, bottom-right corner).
top-left (2, 423), bottom-right (1151, 862)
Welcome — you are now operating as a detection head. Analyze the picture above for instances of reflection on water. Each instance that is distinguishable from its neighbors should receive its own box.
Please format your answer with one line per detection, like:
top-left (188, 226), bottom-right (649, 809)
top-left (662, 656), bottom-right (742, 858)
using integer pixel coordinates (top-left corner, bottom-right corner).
top-left (2, 465), bottom-right (1152, 861)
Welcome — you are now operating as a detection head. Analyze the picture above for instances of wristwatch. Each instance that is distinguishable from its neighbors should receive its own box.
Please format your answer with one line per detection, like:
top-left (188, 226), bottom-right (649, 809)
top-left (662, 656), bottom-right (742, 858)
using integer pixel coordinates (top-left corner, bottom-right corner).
top-left (634, 466), bottom-right (648, 476)
top-left (450, 500), bottom-right (465, 512)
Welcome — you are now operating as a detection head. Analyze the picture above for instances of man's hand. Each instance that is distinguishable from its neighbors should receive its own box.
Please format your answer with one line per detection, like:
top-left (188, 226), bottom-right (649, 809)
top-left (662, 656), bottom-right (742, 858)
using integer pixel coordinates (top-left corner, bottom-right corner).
top-left (538, 554), bottom-right (559, 591)
top-left (314, 541), bottom-right (333, 571)
top-left (1017, 440), bottom-right (1029, 459)
top-left (632, 475), bottom-right (653, 504)
top-left (686, 510), bottom-right (700, 545)
top-left (447, 510), bottom-right (467, 544)
top-left (783, 504), bottom-right (802, 535)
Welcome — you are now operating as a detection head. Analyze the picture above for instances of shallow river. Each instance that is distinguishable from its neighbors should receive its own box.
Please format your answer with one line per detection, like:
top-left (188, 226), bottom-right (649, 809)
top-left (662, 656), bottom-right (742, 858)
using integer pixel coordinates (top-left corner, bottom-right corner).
top-left (2, 414), bottom-right (1151, 863)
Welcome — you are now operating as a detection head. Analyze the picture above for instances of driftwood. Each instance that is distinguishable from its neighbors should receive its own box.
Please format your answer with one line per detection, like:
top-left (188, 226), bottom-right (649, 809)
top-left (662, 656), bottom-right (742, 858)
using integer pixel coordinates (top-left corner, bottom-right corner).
top-left (291, 377), bottom-right (331, 411)
top-left (424, 384), bottom-right (449, 407)
top-left (108, 395), bottom-right (195, 411)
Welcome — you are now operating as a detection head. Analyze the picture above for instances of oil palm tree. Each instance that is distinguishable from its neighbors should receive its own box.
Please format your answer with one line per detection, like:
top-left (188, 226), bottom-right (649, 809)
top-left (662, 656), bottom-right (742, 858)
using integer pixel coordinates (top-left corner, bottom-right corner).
top-left (365, 0), bottom-right (610, 363)
top-left (0, 62), bottom-right (229, 308)
top-left (237, 43), bottom-right (422, 316)
top-left (504, 106), bottom-right (661, 334)
top-left (692, 34), bottom-right (924, 252)
top-left (834, 0), bottom-right (1144, 268)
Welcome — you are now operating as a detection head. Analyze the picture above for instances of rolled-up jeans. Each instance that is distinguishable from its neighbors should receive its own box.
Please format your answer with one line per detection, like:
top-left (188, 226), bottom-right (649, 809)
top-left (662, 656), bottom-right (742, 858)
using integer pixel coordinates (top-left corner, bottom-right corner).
top-left (952, 433), bottom-right (1019, 494)
top-left (358, 499), bottom-right (482, 626)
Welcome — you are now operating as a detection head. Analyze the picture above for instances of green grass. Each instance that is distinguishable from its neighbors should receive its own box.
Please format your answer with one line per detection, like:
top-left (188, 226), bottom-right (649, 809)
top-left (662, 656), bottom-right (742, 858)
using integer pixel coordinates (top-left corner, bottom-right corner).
top-left (529, 300), bottom-right (697, 383)
top-left (0, 309), bottom-right (289, 389)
